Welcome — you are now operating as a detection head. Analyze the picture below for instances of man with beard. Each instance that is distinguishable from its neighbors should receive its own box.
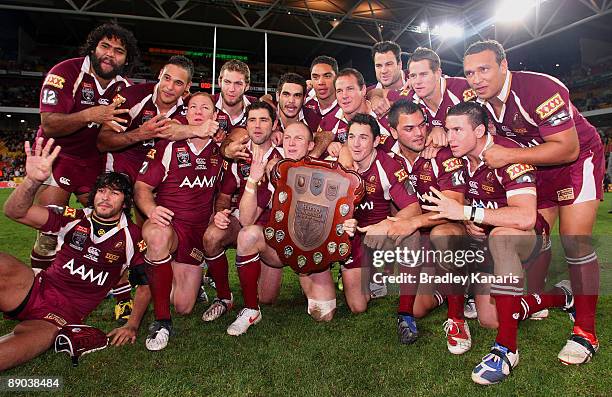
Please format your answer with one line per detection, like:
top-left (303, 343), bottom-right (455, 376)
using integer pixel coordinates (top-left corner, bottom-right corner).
top-left (32, 23), bottom-right (139, 324)
top-left (214, 59), bottom-right (258, 138)
top-left (463, 40), bottom-right (603, 366)
top-left (134, 93), bottom-right (223, 351)
top-left (0, 138), bottom-right (148, 370)
top-left (201, 102), bottom-right (284, 323)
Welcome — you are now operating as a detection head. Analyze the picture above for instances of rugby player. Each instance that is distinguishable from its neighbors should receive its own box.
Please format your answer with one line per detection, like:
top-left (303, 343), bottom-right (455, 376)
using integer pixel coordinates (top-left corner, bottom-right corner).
top-left (424, 102), bottom-right (573, 384)
top-left (227, 122), bottom-right (333, 336)
top-left (0, 138), bottom-right (148, 370)
top-left (304, 56), bottom-right (340, 130)
top-left (341, 113), bottom-right (421, 313)
top-left (384, 100), bottom-right (469, 352)
top-left (367, 41), bottom-right (409, 95)
top-left (463, 40), bottom-right (603, 365)
top-left (32, 23), bottom-right (139, 323)
top-left (134, 93), bottom-right (223, 351)
top-left (201, 101), bottom-right (283, 323)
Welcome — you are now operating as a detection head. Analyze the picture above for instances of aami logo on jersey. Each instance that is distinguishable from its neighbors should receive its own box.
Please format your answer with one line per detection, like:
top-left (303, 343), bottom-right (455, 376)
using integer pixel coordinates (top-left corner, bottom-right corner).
top-left (471, 199), bottom-right (499, 209)
top-left (179, 175), bottom-right (216, 188)
top-left (62, 258), bottom-right (109, 286)
top-left (358, 201), bottom-right (374, 211)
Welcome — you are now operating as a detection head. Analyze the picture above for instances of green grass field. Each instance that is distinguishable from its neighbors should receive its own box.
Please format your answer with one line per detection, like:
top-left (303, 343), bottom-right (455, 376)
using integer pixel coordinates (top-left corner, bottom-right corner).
top-left (0, 189), bottom-right (610, 396)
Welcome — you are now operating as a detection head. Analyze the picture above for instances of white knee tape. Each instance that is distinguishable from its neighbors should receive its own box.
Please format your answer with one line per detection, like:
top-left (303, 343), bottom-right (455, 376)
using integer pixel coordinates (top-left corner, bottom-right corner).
top-left (307, 298), bottom-right (337, 318)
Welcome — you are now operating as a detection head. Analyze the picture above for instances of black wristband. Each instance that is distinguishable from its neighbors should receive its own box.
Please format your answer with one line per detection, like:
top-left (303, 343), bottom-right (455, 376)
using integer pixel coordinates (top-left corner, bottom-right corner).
top-left (470, 206), bottom-right (477, 222)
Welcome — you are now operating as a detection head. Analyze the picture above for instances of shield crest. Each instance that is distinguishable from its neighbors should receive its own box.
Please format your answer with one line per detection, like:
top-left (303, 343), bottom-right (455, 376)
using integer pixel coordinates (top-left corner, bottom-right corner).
top-left (266, 156), bottom-right (364, 273)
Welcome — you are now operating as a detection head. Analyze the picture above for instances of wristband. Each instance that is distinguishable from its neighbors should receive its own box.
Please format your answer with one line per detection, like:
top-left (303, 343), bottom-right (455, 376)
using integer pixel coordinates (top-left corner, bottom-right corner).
top-left (473, 208), bottom-right (485, 224)
top-left (463, 206), bottom-right (472, 221)
top-left (245, 186), bottom-right (256, 194)
top-left (470, 206), bottom-right (477, 222)
top-left (247, 177), bottom-right (259, 186)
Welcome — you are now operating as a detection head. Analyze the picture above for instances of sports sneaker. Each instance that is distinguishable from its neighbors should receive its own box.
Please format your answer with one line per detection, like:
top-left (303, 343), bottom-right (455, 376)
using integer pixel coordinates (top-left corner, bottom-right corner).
top-left (227, 308), bottom-right (261, 336)
top-left (397, 314), bottom-right (418, 345)
top-left (554, 279), bottom-right (575, 322)
top-left (558, 326), bottom-right (599, 365)
top-left (369, 282), bottom-right (388, 299)
top-left (145, 320), bottom-right (173, 351)
top-left (444, 318), bottom-right (472, 355)
top-left (464, 297), bottom-right (477, 319)
top-left (529, 309), bottom-right (549, 320)
top-left (336, 270), bottom-right (343, 291)
top-left (472, 343), bottom-right (519, 385)
top-left (114, 299), bottom-right (133, 325)
top-left (202, 295), bottom-right (234, 322)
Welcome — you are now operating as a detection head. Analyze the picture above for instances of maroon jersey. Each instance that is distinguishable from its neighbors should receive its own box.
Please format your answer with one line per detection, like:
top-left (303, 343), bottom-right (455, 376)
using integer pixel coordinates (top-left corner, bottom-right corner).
top-left (213, 93), bottom-right (257, 135)
top-left (39, 207), bottom-right (145, 322)
top-left (406, 77), bottom-right (474, 128)
top-left (220, 143), bottom-right (284, 211)
top-left (318, 108), bottom-right (392, 145)
top-left (136, 138), bottom-right (223, 225)
top-left (390, 145), bottom-right (465, 209)
top-left (464, 135), bottom-right (536, 210)
top-left (107, 83), bottom-right (186, 179)
top-left (476, 71), bottom-right (601, 155)
top-left (354, 148), bottom-right (418, 227)
top-left (303, 89), bottom-right (340, 131)
top-left (37, 56), bottom-right (130, 158)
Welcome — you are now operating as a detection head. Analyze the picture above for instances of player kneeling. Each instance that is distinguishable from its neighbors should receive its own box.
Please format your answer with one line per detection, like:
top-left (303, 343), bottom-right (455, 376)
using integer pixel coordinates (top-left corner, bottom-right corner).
top-left (425, 102), bottom-right (573, 385)
top-left (229, 122), bottom-right (340, 336)
top-left (134, 93), bottom-right (222, 351)
top-left (0, 139), bottom-right (148, 369)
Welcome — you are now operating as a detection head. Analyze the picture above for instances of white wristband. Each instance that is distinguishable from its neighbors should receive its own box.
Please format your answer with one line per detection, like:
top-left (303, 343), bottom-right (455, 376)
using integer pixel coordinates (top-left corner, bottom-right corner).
top-left (474, 207), bottom-right (485, 224)
top-left (245, 186), bottom-right (256, 194)
top-left (463, 206), bottom-right (472, 221)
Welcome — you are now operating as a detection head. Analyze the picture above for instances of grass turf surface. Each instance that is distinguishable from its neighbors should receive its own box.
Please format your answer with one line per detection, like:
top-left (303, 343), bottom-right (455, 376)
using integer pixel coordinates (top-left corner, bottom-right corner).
top-left (0, 189), bottom-right (610, 396)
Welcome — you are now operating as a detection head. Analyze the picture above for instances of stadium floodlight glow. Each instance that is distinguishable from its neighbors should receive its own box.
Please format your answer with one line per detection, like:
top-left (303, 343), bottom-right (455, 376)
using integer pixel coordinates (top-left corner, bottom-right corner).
top-left (6, 114), bottom-right (11, 118)
top-left (439, 23), bottom-right (463, 38)
top-left (495, 0), bottom-right (538, 23)
top-left (420, 22), bottom-right (428, 32)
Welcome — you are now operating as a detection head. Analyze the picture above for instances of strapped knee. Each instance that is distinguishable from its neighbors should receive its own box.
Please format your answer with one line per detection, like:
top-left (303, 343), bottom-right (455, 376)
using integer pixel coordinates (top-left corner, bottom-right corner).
top-left (33, 232), bottom-right (58, 256)
top-left (307, 298), bottom-right (336, 322)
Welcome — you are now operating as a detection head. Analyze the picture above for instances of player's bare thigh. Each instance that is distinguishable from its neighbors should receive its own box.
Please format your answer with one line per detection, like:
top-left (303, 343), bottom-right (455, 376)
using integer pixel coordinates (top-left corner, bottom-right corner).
top-left (0, 253), bottom-right (35, 312)
top-left (171, 261), bottom-right (202, 315)
top-left (203, 215), bottom-right (242, 254)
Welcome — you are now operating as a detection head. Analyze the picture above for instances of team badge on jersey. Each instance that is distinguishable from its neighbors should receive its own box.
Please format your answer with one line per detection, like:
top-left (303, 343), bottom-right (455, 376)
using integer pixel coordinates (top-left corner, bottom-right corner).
top-left (137, 240), bottom-right (147, 252)
top-left (176, 147), bottom-right (191, 168)
top-left (239, 162), bottom-right (251, 178)
top-left (142, 110), bottom-right (156, 124)
top-left (70, 225), bottom-right (89, 251)
top-left (511, 113), bottom-right (528, 134)
top-left (336, 128), bottom-right (348, 143)
top-left (463, 89), bottom-right (476, 101)
top-left (218, 117), bottom-right (228, 131)
top-left (63, 207), bottom-right (77, 218)
top-left (443, 157), bottom-right (462, 173)
top-left (394, 169), bottom-right (409, 183)
top-left (146, 149), bottom-right (156, 159)
top-left (81, 83), bottom-right (95, 105)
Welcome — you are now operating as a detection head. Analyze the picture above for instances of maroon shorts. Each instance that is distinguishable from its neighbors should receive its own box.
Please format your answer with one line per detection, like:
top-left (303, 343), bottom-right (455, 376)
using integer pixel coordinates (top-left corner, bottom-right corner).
top-left (536, 146), bottom-right (605, 209)
top-left (343, 234), bottom-right (366, 270)
top-left (45, 154), bottom-right (104, 196)
top-left (172, 221), bottom-right (206, 267)
top-left (4, 273), bottom-right (82, 328)
top-left (105, 153), bottom-right (142, 185)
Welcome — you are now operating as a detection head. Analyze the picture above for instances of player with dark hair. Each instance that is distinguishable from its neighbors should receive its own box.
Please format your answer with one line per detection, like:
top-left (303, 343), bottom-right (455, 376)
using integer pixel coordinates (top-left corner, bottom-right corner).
top-left (369, 40), bottom-right (408, 94)
top-left (384, 99), bottom-right (469, 351)
top-left (315, 68), bottom-right (393, 159)
top-left (32, 22), bottom-right (139, 324)
top-left (275, 72), bottom-right (310, 132)
top-left (134, 92), bottom-right (224, 350)
top-left (341, 113), bottom-right (422, 312)
top-left (463, 39), bottom-right (603, 365)
top-left (0, 138), bottom-right (149, 370)
top-left (98, 55), bottom-right (218, 186)
top-left (424, 102), bottom-right (573, 384)
top-left (201, 101), bottom-right (284, 323)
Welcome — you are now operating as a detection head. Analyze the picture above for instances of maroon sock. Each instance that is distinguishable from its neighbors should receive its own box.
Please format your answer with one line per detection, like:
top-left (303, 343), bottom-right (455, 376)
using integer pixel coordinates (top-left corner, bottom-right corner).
top-left (144, 255), bottom-right (173, 321)
top-left (447, 295), bottom-right (465, 321)
top-left (568, 253), bottom-right (600, 335)
top-left (397, 266), bottom-right (420, 315)
top-left (205, 251), bottom-right (231, 300)
top-left (30, 250), bottom-right (55, 270)
top-left (112, 282), bottom-right (132, 302)
top-left (525, 246), bottom-right (551, 293)
top-left (236, 254), bottom-right (261, 309)
top-left (518, 290), bottom-right (566, 320)
top-left (491, 279), bottom-right (523, 352)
